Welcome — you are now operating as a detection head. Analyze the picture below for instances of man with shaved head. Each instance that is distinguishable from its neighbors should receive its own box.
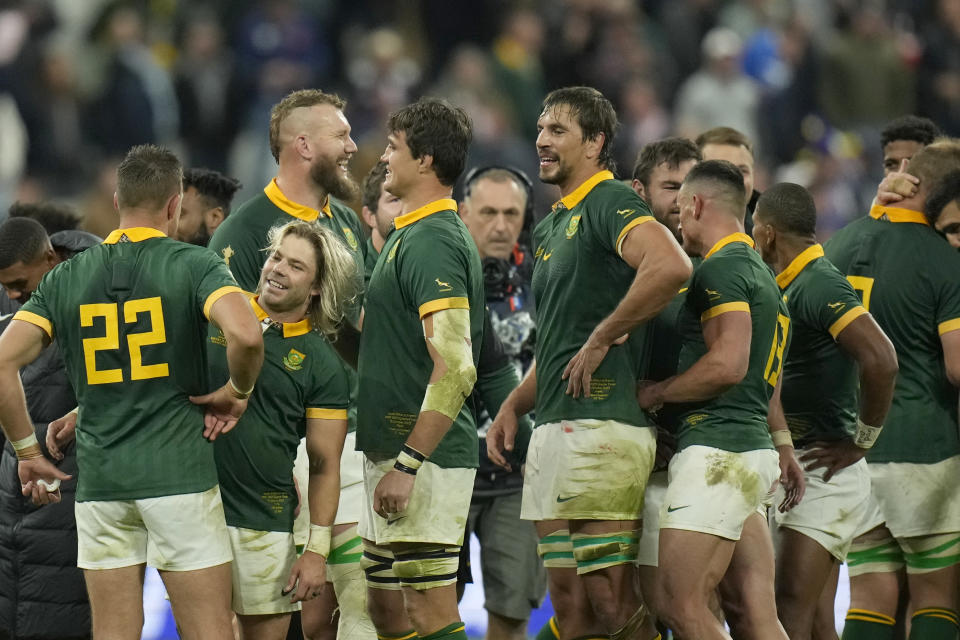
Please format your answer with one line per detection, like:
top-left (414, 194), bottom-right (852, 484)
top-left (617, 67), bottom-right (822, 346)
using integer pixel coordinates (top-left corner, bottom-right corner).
top-left (209, 89), bottom-right (367, 294)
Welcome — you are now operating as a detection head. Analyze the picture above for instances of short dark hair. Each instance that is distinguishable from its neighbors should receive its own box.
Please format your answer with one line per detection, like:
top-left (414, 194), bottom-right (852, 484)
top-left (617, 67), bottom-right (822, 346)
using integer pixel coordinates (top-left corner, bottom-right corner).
top-left (755, 183), bottom-right (817, 236)
top-left (684, 160), bottom-right (747, 217)
top-left (116, 145), bottom-right (183, 211)
top-left (695, 126), bottom-right (754, 155)
top-left (387, 98), bottom-right (473, 186)
top-left (0, 217), bottom-right (50, 270)
top-left (632, 137), bottom-right (702, 186)
top-left (361, 161), bottom-right (388, 213)
top-left (542, 86), bottom-right (619, 172)
top-left (183, 168), bottom-right (242, 217)
top-left (881, 115), bottom-right (940, 149)
top-left (925, 169), bottom-right (960, 226)
top-left (269, 89), bottom-right (346, 163)
top-left (9, 201), bottom-right (80, 234)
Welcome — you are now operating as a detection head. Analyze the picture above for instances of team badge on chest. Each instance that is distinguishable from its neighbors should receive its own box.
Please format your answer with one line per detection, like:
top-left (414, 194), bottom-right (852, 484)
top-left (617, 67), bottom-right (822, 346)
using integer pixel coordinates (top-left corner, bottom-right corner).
top-left (565, 215), bottom-right (581, 239)
top-left (342, 227), bottom-right (359, 250)
top-left (283, 348), bottom-right (306, 371)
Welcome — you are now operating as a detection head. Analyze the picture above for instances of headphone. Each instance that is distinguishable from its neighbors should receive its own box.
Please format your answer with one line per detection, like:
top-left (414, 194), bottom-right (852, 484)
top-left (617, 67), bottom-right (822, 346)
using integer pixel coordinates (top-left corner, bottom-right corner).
top-left (462, 165), bottom-right (535, 242)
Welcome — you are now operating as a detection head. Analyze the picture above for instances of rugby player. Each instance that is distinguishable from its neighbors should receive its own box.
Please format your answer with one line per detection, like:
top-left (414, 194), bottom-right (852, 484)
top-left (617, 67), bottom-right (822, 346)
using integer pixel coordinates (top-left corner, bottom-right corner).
top-left (636, 160), bottom-right (788, 640)
top-left (356, 98), bottom-right (483, 640)
top-left (0, 145), bottom-right (263, 640)
top-left (752, 183), bottom-right (898, 639)
top-left (924, 169), bottom-right (960, 249)
top-left (174, 167), bottom-right (241, 246)
top-left (489, 87), bottom-right (691, 640)
top-left (825, 140), bottom-right (960, 640)
top-left (210, 221), bottom-right (359, 639)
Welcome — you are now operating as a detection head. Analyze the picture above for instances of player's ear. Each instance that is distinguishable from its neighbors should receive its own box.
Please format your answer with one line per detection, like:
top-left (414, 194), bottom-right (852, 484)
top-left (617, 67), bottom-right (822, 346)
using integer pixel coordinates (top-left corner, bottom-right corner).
top-left (418, 153), bottom-right (434, 175)
top-left (166, 192), bottom-right (182, 222)
top-left (584, 132), bottom-right (604, 161)
top-left (632, 179), bottom-right (647, 200)
top-left (205, 207), bottom-right (225, 232)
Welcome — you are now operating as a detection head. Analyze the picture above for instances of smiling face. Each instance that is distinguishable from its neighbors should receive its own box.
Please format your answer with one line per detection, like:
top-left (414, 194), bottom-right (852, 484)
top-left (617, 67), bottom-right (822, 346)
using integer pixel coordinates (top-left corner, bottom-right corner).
top-left (536, 105), bottom-right (595, 190)
top-left (306, 103), bottom-right (359, 200)
top-left (380, 130), bottom-right (419, 200)
top-left (257, 233), bottom-right (321, 318)
top-left (883, 139), bottom-right (925, 176)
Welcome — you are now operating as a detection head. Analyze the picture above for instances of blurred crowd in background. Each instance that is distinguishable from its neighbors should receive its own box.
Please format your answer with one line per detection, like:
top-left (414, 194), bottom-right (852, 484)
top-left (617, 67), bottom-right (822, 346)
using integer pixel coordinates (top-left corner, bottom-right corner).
top-left (0, 0), bottom-right (957, 237)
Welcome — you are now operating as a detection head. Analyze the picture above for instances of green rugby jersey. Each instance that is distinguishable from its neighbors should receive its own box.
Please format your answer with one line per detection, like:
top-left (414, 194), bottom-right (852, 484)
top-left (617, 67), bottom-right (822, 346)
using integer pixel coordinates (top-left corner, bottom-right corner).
top-left (675, 233), bottom-right (788, 452)
top-left (15, 227), bottom-right (242, 501)
top-left (646, 257), bottom-right (702, 433)
top-left (357, 199), bottom-right (484, 469)
top-left (210, 296), bottom-right (350, 532)
top-left (209, 178), bottom-right (365, 431)
top-left (209, 179), bottom-right (367, 303)
top-left (777, 245), bottom-right (867, 447)
top-left (824, 204), bottom-right (960, 463)
top-left (531, 170), bottom-right (655, 428)
top-left (364, 236), bottom-right (379, 287)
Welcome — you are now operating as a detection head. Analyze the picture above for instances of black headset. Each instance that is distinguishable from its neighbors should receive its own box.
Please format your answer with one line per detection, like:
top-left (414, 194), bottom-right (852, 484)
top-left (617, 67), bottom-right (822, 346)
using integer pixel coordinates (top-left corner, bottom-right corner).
top-left (462, 165), bottom-right (536, 243)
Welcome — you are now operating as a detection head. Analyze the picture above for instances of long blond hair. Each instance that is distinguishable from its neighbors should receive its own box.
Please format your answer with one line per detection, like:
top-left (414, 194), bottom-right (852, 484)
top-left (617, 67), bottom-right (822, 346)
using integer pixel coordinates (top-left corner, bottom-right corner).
top-left (262, 220), bottom-right (360, 337)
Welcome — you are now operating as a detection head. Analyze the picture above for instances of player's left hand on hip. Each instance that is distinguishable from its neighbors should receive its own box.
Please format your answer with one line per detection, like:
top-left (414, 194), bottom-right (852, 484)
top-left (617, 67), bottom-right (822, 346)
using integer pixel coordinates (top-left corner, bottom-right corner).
top-left (189, 385), bottom-right (248, 441)
top-left (776, 446), bottom-right (806, 512)
top-left (563, 333), bottom-right (625, 398)
top-left (373, 469), bottom-right (414, 518)
top-left (284, 550), bottom-right (327, 602)
top-left (799, 438), bottom-right (865, 484)
top-left (18, 457), bottom-right (72, 506)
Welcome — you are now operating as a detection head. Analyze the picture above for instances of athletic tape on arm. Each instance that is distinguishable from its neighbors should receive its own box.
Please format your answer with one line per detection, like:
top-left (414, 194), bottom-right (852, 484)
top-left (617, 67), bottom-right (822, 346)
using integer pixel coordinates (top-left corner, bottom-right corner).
top-left (422, 307), bottom-right (477, 420)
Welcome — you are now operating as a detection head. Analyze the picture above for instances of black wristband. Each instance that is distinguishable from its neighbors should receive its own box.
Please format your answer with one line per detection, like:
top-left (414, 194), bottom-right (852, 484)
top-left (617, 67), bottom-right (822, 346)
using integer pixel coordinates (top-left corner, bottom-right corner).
top-left (394, 461), bottom-right (418, 476)
top-left (401, 443), bottom-right (426, 463)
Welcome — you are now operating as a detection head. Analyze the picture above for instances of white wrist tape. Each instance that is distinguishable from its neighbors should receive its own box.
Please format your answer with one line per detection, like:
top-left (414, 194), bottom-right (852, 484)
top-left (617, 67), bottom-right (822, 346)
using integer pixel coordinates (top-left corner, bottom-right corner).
top-left (771, 429), bottom-right (793, 448)
top-left (853, 418), bottom-right (883, 449)
top-left (11, 433), bottom-right (43, 460)
top-left (229, 378), bottom-right (254, 399)
top-left (305, 524), bottom-right (332, 557)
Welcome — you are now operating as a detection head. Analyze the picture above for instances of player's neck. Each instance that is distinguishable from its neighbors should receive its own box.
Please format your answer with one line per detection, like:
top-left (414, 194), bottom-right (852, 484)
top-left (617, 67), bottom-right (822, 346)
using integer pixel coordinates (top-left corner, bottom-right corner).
top-left (275, 170), bottom-right (328, 213)
top-left (775, 238), bottom-right (817, 274)
top-left (398, 180), bottom-right (452, 215)
top-left (697, 217), bottom-right (745, 258)
top-left (117, 211), bottom-right (169, 235)
top-left (557, 161), bottom-right (605, 198)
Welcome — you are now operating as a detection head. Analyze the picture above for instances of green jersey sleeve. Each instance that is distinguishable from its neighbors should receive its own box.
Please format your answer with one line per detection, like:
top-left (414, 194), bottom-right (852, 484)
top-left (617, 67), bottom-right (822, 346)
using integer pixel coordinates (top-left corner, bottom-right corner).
top-left (689, 255), bottom-right (752, 323)
top-left (806, 272), bottom-right (868, 341)
top-left (934, 258), bottom-right (960, 335)
top-left (16, 271), bottom-right (56, 337)
top-left (192, 251), bottom-right (244, 320)
top-left (399, 222), bottom-right (472, 318)
top-left (305, 345), bottom-right (351, 420)
top-left (587, 185), bottom-right (655, 257)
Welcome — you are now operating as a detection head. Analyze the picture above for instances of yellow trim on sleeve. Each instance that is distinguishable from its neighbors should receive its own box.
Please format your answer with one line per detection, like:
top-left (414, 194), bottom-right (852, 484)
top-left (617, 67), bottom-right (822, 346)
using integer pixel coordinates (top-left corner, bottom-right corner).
top-left (700, 301), bottom-right (750, 323)
top-left (418, 296), bottom-right (470, 319)
top-left (615, 216), bottom-right (654, 256)
top-left (393, 199), bottom-right (457, 229)
top-left (939, 318), bottom-right (960, 335)
top-left (775, 244), bottom-right (824, 289)
top-left (203, 286), bottom-right (244, 319)
top-left (102, 227), bottom-right (167, 244)
top-left (829, 306), bottom-right (868, 339)
top-left (869, 204), bottom-right (929, 225)
top-left (306, 408), bottom-right (348, 420)
top-left (553, 170), bottom-right (615, 210)
top-left (704, 233), bottom-right (755, 260)
top-left (12, 310), bottom-right (53, 338)
top-left (264, 179), bottom-right (325, 221)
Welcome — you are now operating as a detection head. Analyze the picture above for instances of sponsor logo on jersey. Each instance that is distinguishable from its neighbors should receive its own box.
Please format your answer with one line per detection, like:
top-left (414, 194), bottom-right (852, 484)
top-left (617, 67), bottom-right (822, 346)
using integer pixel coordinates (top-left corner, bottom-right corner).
top-left (386, 239), bottom-right (400, 262)
top-left (565, 215), bottom-right (581, 239)
top-left (283, 348), bottom-right (306, 371)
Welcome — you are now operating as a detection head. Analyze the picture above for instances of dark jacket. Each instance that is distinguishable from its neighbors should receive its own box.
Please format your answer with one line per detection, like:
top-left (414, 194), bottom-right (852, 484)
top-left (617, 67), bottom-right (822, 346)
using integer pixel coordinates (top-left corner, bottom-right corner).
top-left (0, 230), bottom-right (97, 639)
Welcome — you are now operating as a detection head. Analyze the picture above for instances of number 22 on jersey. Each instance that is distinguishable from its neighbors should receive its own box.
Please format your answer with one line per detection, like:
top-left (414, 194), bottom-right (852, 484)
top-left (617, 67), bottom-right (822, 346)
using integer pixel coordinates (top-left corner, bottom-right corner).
top-left (80, 297), bottom-right (169, 384)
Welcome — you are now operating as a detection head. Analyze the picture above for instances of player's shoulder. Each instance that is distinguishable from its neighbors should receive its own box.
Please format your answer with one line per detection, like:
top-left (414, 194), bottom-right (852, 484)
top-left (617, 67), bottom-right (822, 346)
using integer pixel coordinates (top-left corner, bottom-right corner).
top-left (585, 179), bottom-right (651, 214)
top-left (328, 196), bottom-right (362, 226)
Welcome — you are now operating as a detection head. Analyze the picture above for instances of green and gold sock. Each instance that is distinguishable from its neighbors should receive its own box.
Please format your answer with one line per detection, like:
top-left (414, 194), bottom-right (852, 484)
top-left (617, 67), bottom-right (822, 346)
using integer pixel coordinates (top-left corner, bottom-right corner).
top-left (535, 616), bottom-right (561, 640)
top-left (909, 608), bottom-right (959, 640)
top-left (841, 608), bottom-right (895, 640)
top-left (419, 622), bottom-right (467, 640)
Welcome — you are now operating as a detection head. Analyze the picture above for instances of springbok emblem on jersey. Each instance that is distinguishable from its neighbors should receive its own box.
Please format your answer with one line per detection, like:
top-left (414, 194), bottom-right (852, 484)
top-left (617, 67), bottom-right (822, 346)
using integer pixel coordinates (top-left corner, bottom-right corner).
top-left (565, 215), bottom-right (581, 239)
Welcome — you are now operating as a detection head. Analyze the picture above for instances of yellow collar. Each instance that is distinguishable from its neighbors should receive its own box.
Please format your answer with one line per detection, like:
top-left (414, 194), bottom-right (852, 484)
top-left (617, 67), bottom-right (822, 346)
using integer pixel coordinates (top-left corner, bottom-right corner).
top-left (264, 179), bottom-right (332, 221)
top-left (776, 244), bottom-right (824, 289)
top-left (869, 203), bottom-right (929, 226)
top-left (394, 198), bottom-right (457, 229)
top-left (102, 227), bottom-right (166, 244)
top-left (704, 232), bottom-right (754, 260)
top-left (249, 295), bottom-right (312, 338)
top-left (553, 170), bottom-right (615, 211)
